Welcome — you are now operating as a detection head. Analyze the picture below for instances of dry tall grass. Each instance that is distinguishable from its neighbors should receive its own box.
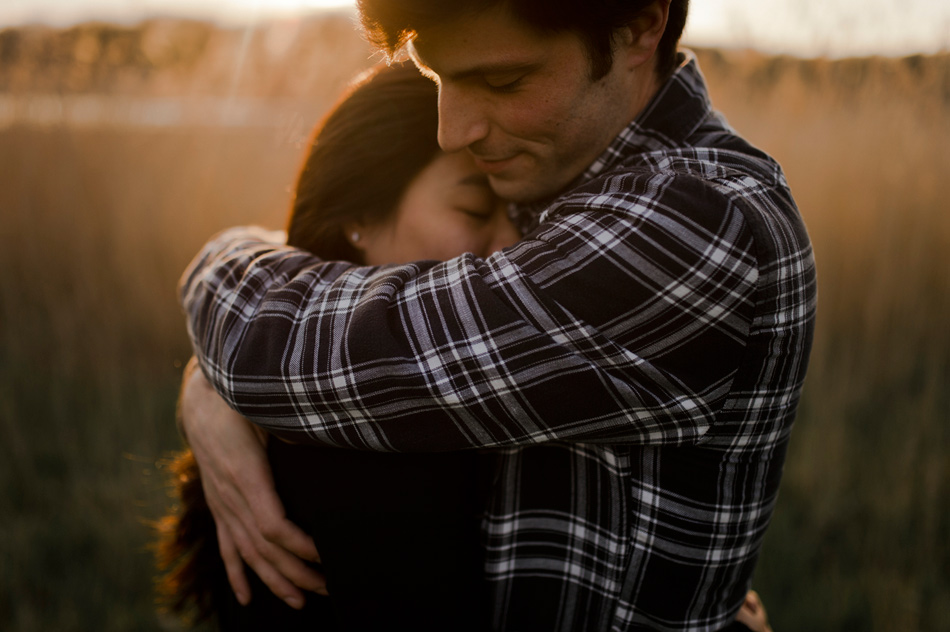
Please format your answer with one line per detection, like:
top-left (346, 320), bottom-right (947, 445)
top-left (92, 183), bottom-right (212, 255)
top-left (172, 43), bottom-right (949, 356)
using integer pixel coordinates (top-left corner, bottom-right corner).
top-left (0, 16), bottom-right (947, 631)
top-left (0, 125), bottom-right (308, 631)
top-left (694, 48), bottom-right (950, 631)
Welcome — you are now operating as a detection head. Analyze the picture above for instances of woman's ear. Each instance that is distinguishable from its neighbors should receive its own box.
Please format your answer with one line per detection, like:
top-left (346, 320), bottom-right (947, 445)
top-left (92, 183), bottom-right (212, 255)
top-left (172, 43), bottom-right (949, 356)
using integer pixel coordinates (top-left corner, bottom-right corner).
top-left (617, 0), bottom-right (671, 71)
top-left (346, 228), bottom-right (363, 248)
top-left (343, 220), bottom-right (385, 264)
top-left (343, 222), bottom-right (367, 251)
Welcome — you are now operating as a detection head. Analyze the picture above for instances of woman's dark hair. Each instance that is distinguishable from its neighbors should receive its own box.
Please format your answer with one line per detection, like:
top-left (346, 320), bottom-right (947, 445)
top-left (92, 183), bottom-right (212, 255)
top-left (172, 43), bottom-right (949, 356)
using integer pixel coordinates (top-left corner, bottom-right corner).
top-left (286, 61), bottom-right (440, 261)
top-left (358, 0), bottom-right (689, 81)
top-left (154, 450), bottom-right (223, 624)
top-left (154, 62), bottom-right (440, 625)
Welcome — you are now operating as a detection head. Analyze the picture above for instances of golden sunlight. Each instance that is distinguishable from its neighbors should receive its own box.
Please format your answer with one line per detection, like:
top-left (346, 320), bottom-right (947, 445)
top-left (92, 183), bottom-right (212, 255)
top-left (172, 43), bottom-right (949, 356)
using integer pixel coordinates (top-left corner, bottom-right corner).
top-left (1, 0), bottom-right (947, 58)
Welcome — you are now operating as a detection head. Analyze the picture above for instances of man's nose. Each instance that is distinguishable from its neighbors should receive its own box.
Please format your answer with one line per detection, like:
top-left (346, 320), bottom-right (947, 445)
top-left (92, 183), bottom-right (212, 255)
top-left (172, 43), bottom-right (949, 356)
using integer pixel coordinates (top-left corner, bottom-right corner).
top-left (437, 84), bottom-right (490, 153)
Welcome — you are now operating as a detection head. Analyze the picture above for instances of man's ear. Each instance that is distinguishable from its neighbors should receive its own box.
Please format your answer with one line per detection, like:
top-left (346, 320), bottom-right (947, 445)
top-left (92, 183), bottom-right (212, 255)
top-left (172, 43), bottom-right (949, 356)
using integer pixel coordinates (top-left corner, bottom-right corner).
top-left (617, 0), bottom-right (671, 70)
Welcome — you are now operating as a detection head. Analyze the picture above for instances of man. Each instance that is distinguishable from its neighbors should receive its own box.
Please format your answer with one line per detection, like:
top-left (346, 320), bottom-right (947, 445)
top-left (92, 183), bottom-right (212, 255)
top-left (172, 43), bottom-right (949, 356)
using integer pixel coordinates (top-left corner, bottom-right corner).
top-left (179, 0), bottom-right (816, 629)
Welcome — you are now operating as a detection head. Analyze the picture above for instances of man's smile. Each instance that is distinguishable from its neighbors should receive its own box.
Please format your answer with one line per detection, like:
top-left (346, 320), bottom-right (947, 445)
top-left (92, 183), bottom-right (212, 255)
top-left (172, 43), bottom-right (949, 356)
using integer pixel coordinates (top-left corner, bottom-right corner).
top-left (472, 153), bottom-right (520, 175)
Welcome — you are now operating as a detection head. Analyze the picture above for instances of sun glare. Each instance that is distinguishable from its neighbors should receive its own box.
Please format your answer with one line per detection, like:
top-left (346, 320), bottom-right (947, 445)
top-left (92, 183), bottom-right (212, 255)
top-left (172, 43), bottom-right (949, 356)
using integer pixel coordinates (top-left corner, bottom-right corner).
top-left (683, 0), bottom-right (950, 57)
top-left (0, 0), bottom-right (357, 29)
top-left (0, 0), bottom-right (947, 57)
top-left (222, 0), bottom-right (355, 14)
top-left (148, 0), bottom-right (357, 22)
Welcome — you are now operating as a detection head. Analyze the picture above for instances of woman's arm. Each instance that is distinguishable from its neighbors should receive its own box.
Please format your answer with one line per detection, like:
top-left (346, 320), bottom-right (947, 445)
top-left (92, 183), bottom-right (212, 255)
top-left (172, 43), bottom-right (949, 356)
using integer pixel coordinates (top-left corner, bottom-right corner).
top-left (178, 356), bottom-right (327, 609)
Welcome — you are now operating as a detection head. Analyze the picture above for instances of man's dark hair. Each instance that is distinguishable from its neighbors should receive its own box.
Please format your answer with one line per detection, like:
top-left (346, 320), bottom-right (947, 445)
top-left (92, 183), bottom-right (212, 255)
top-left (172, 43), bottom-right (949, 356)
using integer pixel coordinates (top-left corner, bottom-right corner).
top-left (358, 0), bottom-right (689, 80)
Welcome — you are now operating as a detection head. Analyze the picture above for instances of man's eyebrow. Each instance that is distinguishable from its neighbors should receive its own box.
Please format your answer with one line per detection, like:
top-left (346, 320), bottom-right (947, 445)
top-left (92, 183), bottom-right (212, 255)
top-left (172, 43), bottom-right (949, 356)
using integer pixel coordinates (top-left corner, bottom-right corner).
top-left (445, 61), bottom-right (541, 82)
top-left (410, 45), bottom-right (540, 82)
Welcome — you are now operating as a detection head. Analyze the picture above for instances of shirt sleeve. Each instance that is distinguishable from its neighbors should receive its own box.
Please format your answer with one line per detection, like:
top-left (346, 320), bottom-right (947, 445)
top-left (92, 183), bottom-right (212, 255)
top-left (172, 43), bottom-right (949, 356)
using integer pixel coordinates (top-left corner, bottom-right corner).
top-left (179, 173), bottom-right (758, 452)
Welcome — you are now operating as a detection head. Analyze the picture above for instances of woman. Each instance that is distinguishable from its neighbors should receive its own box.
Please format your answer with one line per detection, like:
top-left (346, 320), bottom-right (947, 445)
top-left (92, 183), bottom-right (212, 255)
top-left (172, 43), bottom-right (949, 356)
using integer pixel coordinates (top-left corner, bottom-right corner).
top-left (156, 62), bottom-right (773, 632)
top-left (156, 62), bottom-right (517, 632)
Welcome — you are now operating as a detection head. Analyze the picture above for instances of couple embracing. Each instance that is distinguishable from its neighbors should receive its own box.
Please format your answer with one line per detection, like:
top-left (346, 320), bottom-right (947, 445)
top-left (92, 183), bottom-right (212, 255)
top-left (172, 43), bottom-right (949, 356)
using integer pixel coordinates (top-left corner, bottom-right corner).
top-left (165, 0), bottom-right (815, 630)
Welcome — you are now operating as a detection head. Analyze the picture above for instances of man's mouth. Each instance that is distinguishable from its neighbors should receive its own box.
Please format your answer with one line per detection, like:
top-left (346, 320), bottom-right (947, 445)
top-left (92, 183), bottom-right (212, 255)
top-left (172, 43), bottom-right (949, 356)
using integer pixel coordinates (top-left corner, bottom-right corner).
top-left (473, 154), bottom-right (518, 175)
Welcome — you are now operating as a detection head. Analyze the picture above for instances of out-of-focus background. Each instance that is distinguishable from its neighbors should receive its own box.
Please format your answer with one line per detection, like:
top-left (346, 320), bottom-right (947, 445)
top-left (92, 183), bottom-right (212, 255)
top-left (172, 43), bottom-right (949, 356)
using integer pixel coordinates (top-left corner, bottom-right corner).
top-left (0, 1), bottom-right (947, 630)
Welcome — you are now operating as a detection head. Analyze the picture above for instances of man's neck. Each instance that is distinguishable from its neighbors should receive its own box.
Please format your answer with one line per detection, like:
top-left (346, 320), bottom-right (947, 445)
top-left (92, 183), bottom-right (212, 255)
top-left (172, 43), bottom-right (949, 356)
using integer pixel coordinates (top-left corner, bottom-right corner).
top-left (621, 67), bottom-right (663, 138)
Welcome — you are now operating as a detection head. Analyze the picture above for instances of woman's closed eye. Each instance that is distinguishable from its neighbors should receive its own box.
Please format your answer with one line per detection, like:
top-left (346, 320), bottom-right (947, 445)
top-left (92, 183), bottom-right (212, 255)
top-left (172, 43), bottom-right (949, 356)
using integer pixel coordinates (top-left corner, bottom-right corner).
top-left (451, 181), bottom-right (497, 222)
top-left (455, 205), bottom-right (494, 222)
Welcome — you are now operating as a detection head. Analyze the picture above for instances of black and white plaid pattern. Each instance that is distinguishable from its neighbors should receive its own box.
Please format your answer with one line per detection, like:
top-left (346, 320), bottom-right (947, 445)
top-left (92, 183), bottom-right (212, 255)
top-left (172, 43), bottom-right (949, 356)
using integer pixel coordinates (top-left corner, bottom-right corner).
top-left (181, 54), bottom-right (817, 631)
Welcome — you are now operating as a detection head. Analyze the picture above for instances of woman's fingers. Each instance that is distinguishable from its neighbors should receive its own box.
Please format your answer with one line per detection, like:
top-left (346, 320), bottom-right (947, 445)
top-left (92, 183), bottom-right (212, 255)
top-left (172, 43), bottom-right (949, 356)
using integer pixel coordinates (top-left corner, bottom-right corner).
top-left (213, 513), bottom-right (252, 605)
top-left (213, 425), bottom-right (327, 598)
top-left (237, 460), bottom-right (322, 566)
top-left (736, 590), bottom-right (772, 632)
top-left (203, 448), bottom-right (327, 608)
top-left (242, 519), bottom-right (329, 604)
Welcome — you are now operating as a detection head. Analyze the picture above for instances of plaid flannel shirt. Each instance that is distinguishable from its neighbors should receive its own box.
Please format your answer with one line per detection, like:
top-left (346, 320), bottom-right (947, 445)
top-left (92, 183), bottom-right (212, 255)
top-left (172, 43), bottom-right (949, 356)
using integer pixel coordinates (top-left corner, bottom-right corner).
top-left (181, 54), bottom-right (817, 631)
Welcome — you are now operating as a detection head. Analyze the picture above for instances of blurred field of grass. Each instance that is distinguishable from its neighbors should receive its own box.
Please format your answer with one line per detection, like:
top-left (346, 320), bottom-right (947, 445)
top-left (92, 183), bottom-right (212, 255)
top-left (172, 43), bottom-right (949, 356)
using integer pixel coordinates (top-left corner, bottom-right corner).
top-left (0, 125), bottom-right (306, 631)
top-left (0, 17), bottom-right (948, 631)
top-left (700, 50), bottom-right (950, 631)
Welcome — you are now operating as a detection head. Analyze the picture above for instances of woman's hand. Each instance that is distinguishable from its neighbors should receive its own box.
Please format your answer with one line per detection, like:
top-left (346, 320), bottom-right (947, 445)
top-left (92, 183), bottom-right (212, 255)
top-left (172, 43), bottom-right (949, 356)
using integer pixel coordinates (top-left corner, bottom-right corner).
top-left (735, 590), bottom-right (773, 632)
top-left (179, 357), bottom-right (328, 608)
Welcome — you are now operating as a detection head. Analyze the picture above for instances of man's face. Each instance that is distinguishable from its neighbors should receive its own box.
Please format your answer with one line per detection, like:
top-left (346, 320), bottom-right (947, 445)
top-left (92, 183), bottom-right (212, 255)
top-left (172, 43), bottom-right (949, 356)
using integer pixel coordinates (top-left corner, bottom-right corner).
top-left (411, 5), bottom-right (644, 203)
